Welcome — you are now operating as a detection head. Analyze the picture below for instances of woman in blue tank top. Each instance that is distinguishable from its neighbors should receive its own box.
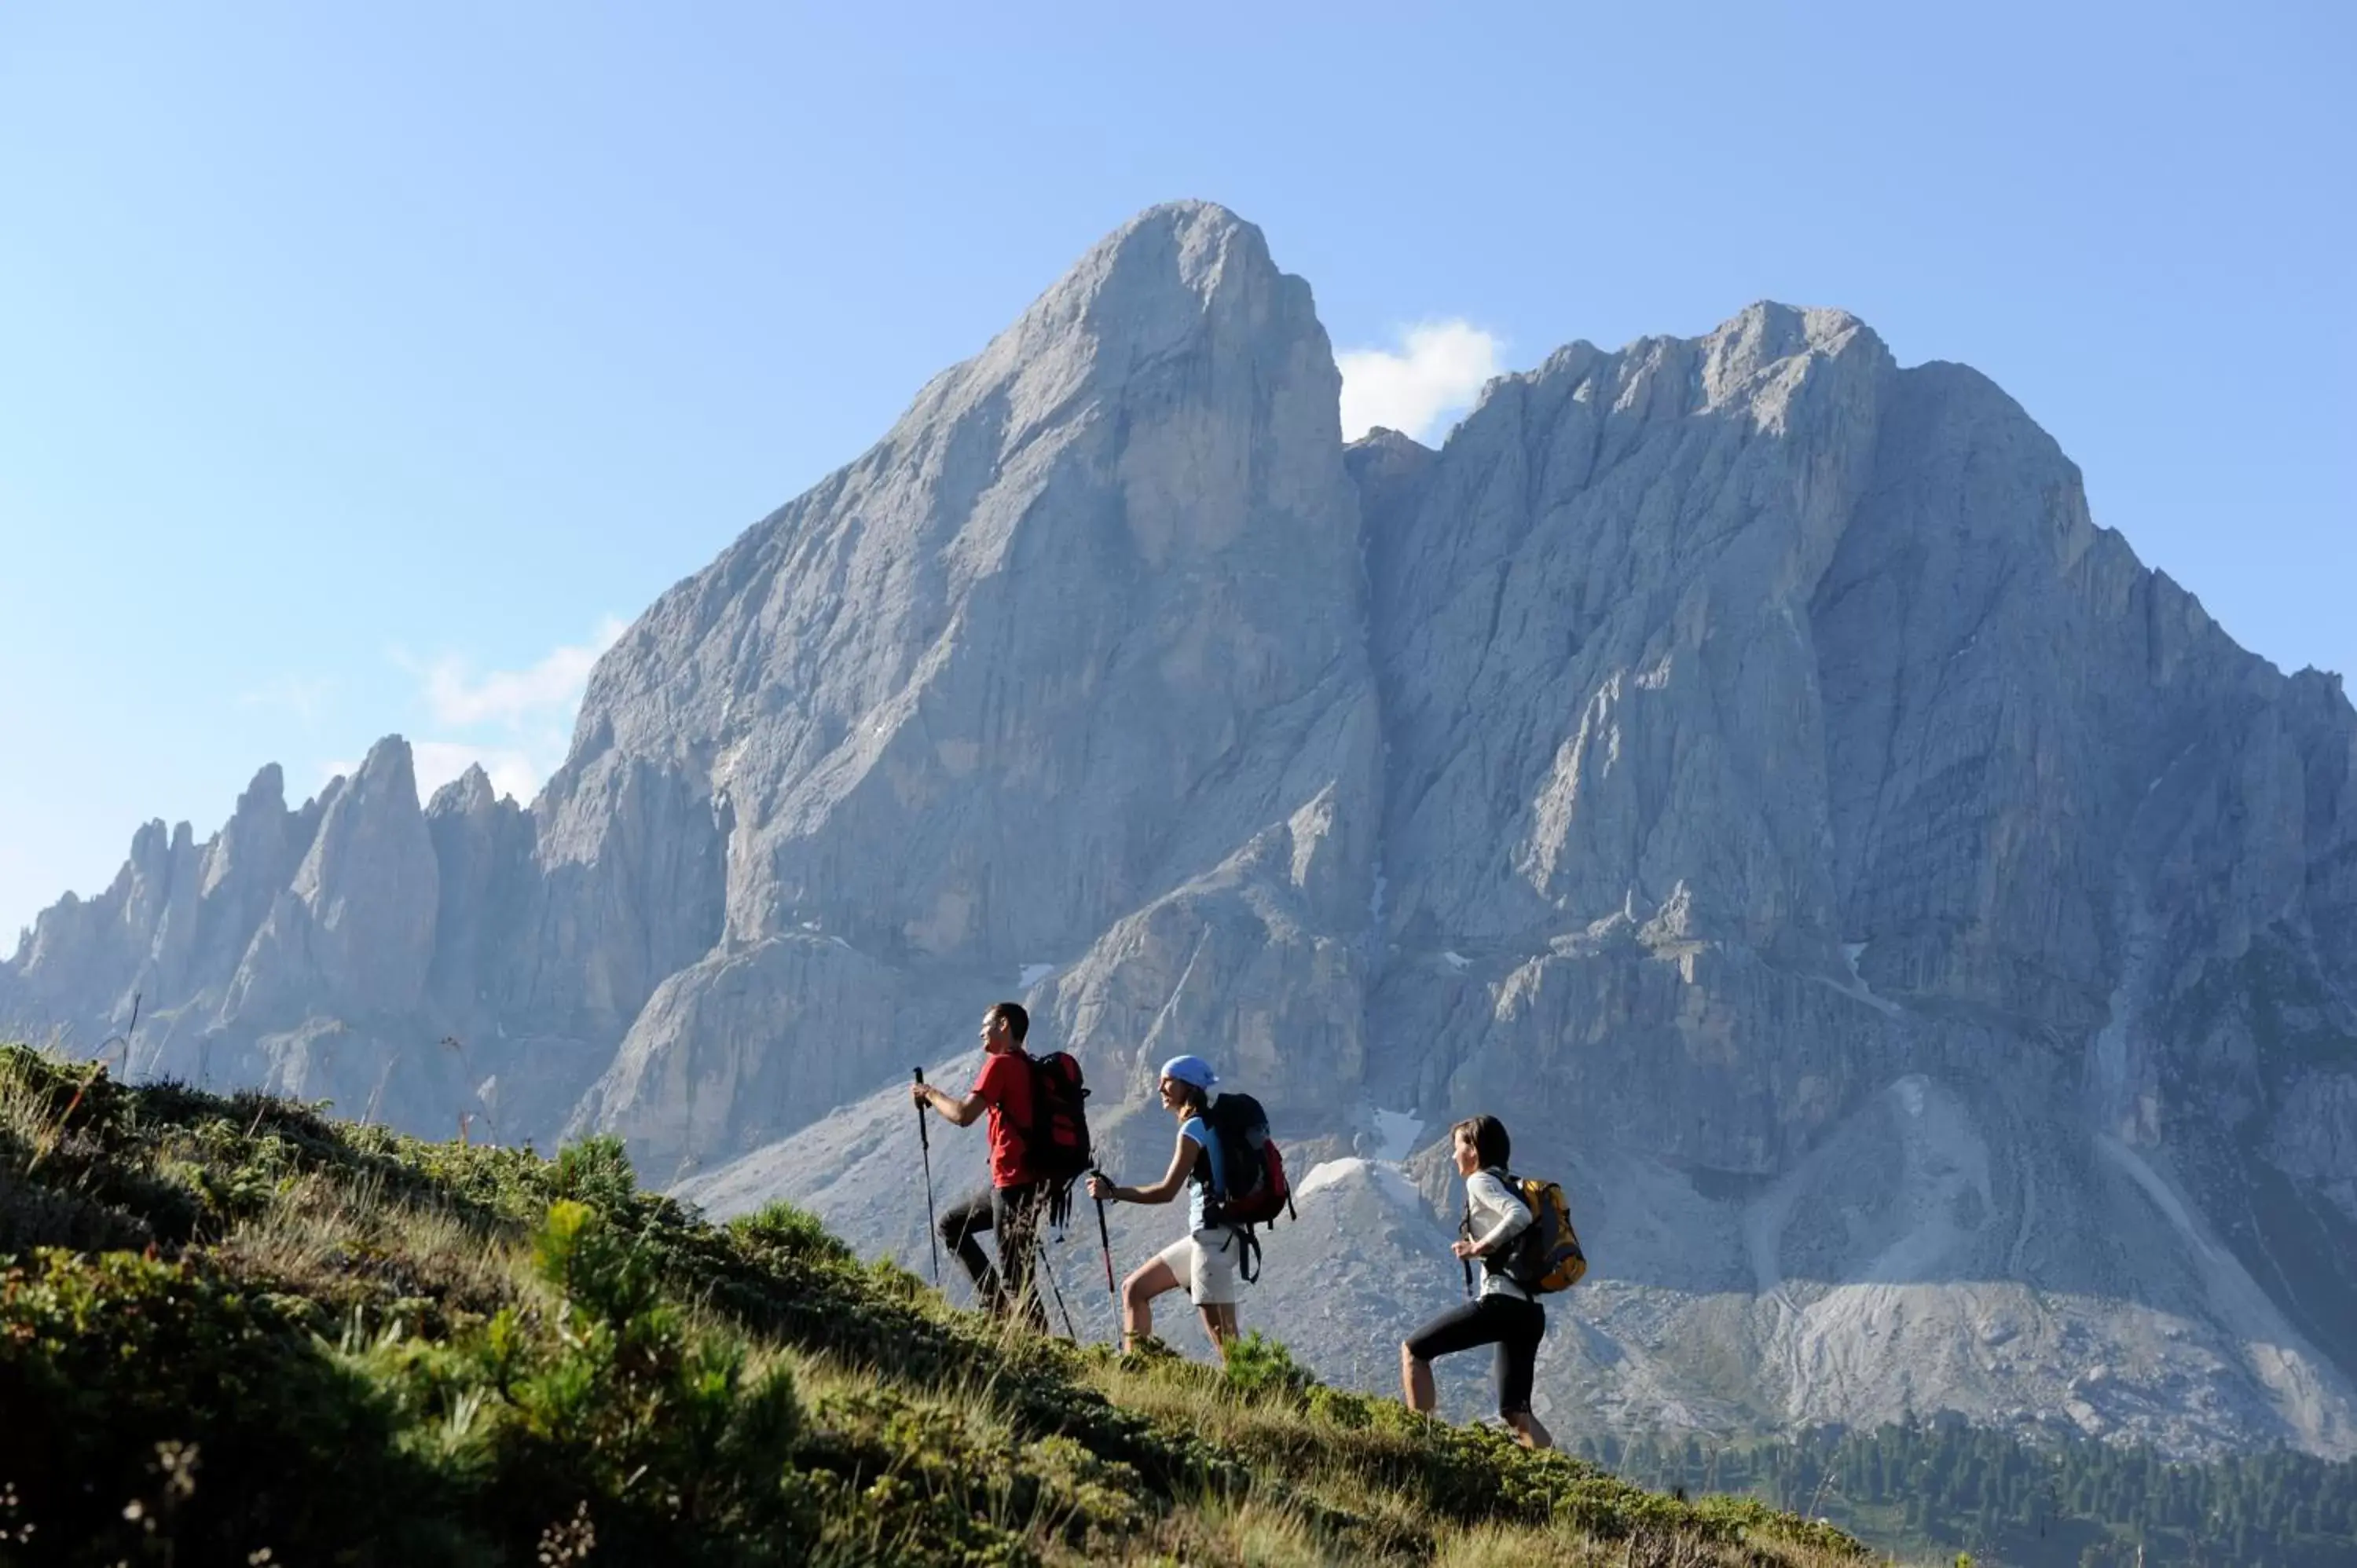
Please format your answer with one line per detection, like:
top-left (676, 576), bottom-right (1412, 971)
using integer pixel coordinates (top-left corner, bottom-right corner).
top-left (1085, 1053), bottom-right (1243, 1361)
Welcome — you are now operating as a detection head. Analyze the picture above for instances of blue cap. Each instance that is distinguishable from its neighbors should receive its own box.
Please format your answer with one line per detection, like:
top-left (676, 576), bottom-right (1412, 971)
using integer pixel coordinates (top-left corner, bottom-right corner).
top-left (1158, 1054), bottom-right (1218, 1092)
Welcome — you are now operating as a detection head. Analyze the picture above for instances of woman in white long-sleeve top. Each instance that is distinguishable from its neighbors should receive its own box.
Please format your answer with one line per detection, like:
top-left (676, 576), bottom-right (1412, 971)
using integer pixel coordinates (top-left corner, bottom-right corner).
top-left (1398, 1114), bottom-right (1554, 1449)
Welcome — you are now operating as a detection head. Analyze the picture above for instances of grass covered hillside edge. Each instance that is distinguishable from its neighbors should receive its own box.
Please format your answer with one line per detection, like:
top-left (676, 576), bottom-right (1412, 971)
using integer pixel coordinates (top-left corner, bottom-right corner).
top-left (0, 1043), bottom-right (1875, 1566)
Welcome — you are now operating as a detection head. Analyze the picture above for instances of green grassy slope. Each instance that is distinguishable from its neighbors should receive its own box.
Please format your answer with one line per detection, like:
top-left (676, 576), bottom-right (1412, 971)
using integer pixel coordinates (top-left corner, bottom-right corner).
top-left (0, 1043), bottom-right (1875, 1567)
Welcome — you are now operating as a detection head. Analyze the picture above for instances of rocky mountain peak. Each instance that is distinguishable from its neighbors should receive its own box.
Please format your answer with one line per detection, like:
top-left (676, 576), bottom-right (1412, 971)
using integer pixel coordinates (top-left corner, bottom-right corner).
top-left (237, 761), bottom-right (287, 812)
top-left (1705, 301), bottom-right (1871, 384)
top-left (553, 193), bottom-right (1362, 974)
top-left (1025, 200), bottom-right (1288, 334)
top-left (539, 200), bottom-right (1381, 1168)
top-left (427, 762), bottom-right (499, 819)
top-left (227, 735), bottom-right (440, 1020)
top-left (9, 205), bottom-right (2357, 1460)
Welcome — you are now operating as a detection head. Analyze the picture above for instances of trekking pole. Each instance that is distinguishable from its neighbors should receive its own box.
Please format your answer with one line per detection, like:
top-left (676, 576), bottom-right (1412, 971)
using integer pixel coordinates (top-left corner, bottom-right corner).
top-left (1461, 1201), bottom-right (1475, 1300)
top-left (913, 1067), bottom-right (940, 1287)
top-left (1038, 1231), bottom-right (1080, 1343)
top-left (1090, 1167), bottom-right (1119, 1319)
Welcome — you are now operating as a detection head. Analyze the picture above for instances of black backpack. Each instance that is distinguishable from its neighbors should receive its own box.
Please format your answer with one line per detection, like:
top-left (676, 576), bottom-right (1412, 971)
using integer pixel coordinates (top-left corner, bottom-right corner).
top-left (1194, 1092), bottom-right (1294, 1280)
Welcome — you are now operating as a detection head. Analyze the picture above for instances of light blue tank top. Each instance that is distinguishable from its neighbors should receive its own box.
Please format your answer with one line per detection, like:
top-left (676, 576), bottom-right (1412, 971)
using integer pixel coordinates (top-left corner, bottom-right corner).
top-left (1180, 1115), bottom-right (1228, 1233)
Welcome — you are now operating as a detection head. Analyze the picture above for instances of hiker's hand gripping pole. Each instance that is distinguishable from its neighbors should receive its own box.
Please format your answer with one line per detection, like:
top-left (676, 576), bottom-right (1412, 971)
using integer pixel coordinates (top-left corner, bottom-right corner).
top-left (913, 1067), bottom-right (940, 1287)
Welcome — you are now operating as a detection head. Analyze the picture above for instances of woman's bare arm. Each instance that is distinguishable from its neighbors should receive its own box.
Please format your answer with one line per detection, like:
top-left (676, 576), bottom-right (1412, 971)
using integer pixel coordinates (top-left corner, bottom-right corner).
top-left (1102, 1131), bottom-right (1200, 1205)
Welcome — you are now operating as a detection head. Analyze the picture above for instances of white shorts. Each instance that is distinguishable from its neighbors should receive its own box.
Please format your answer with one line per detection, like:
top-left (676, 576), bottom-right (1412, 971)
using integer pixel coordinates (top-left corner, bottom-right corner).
top-left (1153, 1227), bottom-right (1243, 1307)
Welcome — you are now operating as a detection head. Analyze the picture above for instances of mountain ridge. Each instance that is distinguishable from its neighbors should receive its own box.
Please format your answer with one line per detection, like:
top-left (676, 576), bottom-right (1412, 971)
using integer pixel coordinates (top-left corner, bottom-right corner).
top-left (9, 199), bottom-right (2355, 1461)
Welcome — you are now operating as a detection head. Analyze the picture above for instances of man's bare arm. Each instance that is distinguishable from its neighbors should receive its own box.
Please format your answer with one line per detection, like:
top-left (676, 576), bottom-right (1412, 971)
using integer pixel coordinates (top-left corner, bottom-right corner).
top-left (913, 1082), bottom-right (988, 1127)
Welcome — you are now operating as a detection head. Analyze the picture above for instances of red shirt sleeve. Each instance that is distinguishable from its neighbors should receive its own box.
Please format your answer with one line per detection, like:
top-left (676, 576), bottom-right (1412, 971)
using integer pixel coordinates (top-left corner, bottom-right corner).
top-left (971, 1052), bottom-right (1021, 1105)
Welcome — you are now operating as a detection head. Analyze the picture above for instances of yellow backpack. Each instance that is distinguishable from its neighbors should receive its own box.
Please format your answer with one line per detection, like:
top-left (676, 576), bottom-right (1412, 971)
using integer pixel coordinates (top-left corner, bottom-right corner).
top-left (1504, 1175), bottom-right (1587, 1293)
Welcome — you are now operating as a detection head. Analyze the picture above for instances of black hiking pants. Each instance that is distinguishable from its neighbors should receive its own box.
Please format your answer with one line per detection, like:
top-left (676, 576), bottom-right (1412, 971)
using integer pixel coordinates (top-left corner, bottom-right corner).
top-left (1405, 1292), bottom-right (1545, 1416)
top-left (938, 1181), bottom-right (1047, 1327)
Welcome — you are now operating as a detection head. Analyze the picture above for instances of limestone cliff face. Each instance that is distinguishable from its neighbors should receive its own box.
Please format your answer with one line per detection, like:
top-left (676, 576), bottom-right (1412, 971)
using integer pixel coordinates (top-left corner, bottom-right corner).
top-left (551, 202), bottom-right (1380, 1171)
top-left (1327, 318), bottom-right (2357, 1453)
top-left (1354, 307), bottom-right (1900, 1174)
top-left (230, 737), bottom-right (439, 1023)
top-left (9, 201), bottom-right (2357, 1456)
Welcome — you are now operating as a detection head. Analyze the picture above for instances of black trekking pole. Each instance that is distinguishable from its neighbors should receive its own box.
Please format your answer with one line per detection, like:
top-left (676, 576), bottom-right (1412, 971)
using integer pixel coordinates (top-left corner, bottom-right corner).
top-left (1037, 1232), bottom-right (1080, 1343)
top-left (1461, 1201), bottom-right (1475, 1300)
top-left (913, 1067), bottom-right (940, 1287)
top-left (1090, 1167), bottom-right (1119, 1326)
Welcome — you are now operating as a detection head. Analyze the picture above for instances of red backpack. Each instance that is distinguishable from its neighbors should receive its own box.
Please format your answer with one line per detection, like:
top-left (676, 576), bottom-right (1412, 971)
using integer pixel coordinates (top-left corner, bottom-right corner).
top-left (1013, 1051), bottom-right (1093, 1195)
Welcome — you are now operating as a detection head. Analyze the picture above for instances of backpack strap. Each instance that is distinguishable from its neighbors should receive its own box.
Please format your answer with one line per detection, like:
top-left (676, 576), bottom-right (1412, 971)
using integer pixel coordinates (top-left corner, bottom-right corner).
top-left (1469, 1168), bottom-right (1527, 1285)
top-left (1185, 1113), bottom-right (1220, 1196)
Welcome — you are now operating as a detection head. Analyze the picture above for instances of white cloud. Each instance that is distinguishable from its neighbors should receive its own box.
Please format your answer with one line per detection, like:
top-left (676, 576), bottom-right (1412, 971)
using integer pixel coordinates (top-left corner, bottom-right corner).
top-left (420, 617), bottom-right (627, 728)
top-left (1336, 321), bottom-right (1505, 444)
top-left (314, 618), bottom-right (629, 808)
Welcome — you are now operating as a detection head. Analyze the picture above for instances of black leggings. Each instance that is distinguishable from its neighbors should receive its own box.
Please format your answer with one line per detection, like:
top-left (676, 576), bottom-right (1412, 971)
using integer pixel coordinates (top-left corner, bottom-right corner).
top-left (1405, 1293), bottom-right (1545, 1416)
top-left (938, 1182), bottom-right (1046, 1324)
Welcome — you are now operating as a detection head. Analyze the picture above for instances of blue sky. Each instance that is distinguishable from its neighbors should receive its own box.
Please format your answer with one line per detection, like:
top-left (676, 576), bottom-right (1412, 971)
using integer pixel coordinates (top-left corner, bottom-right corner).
top-left (2, 1), bottom-right (2350, 940)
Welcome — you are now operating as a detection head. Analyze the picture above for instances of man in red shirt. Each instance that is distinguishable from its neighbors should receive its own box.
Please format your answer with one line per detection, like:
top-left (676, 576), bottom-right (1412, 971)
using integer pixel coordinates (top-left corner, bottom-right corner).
top-left (911, 1001), bottom-right (1047, 1327)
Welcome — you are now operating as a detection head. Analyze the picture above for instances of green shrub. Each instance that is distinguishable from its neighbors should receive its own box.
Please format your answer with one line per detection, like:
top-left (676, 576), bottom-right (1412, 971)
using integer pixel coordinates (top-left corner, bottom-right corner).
top-left (549, 1134), bottom-right (637, 1210)
top-left (730, 1199), bottom-right (856, 1266)
top-left (0, 1249), bottom-right (469, 1566)
top-left (1304, 1381), bottom-right (1375, 1429)
top-left (1222, 1331), bottom-right (1318, 1406)
top-left (429, 1199), bottom-right (816, 1563)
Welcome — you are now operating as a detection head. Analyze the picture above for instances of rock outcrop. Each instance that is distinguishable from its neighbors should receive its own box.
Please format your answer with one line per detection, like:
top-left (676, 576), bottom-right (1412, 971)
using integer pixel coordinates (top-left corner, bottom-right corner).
top-left (10, 201), bottom-right (2357, 1457)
